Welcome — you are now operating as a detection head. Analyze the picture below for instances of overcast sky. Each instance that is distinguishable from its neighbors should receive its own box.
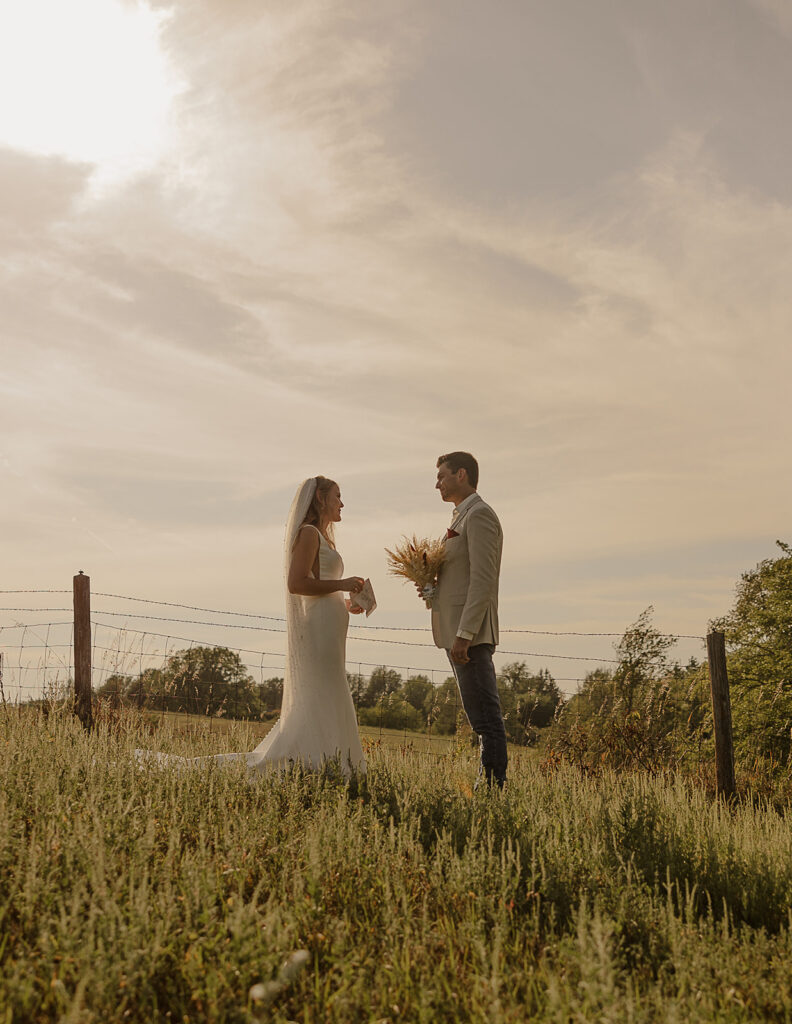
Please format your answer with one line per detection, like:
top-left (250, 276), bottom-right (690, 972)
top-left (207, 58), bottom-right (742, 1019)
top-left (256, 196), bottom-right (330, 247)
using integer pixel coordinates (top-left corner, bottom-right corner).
top-left (1, 0), bottom-right (790, 691)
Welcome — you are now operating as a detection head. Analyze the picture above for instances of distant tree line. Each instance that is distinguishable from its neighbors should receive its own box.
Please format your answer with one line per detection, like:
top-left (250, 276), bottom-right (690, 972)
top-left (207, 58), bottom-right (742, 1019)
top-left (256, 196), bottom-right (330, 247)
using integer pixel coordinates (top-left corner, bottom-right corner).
top-left (96, 648), bottom-right (563, 746)
top-left (349, 663), bottom-right (562, 743)
top-left (96, 646), bottom-right (281, 723)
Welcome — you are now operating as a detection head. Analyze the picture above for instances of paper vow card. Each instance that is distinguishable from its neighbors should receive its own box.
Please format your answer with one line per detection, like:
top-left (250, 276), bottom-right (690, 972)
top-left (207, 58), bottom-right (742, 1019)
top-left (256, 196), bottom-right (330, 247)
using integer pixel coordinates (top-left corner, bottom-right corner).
top-left (349, 579), bottom-right (377, 617)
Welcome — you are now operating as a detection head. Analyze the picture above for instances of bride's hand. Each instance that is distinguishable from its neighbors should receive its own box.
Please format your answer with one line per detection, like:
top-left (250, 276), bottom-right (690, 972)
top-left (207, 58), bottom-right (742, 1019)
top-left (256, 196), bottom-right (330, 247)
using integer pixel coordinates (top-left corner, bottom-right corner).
top-left (342, 576), bottom-right (365, 595)
top-left (345, 599), bottom-right (365, 614)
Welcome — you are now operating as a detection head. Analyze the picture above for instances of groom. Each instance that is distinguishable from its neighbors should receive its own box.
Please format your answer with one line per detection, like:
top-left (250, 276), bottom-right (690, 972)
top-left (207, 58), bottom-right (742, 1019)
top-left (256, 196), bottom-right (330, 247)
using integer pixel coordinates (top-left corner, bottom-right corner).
top-left (430, 452), bottom-right (507, 787)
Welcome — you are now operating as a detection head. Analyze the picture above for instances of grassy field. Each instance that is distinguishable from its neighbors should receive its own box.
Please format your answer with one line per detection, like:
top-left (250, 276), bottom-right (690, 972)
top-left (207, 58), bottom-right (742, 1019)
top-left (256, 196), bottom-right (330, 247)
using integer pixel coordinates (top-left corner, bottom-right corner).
top-left (3, 707), bottom-right (792, 1022)
top-left (138, 709), bottom-right (466, 754)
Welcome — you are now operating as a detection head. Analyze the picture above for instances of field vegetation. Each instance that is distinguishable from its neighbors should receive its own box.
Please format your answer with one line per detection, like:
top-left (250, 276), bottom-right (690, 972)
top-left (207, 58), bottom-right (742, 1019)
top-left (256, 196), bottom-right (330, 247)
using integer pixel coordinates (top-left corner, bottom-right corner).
top-left (4, 705), bottom-right (792, 1023)
top-left (4, 544), bottom-right (792, 1020)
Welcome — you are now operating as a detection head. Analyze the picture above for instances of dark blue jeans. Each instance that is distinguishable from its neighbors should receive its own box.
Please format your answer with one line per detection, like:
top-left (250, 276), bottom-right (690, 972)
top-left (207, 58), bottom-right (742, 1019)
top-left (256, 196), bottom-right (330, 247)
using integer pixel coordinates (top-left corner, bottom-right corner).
top-left (447, 643), bottom-right (507, 787)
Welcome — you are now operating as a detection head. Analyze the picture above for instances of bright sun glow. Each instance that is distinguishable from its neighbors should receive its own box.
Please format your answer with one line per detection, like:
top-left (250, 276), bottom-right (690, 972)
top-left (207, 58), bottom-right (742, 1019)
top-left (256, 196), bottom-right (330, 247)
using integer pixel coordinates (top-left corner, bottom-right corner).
top-left (0, 0), bottom-right (180, 183)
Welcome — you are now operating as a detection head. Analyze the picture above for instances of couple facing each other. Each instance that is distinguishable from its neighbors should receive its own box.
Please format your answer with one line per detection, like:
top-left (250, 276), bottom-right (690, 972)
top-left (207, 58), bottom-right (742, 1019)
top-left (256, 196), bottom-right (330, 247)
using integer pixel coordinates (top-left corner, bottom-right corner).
top-left (169, 452), bottom-right (507, 787)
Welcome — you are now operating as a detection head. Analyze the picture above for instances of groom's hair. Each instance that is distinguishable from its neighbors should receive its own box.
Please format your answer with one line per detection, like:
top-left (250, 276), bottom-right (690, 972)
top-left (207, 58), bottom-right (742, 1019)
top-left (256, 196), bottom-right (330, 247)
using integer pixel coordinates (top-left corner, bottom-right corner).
top-left (436, 452), bottom-right (479, 488)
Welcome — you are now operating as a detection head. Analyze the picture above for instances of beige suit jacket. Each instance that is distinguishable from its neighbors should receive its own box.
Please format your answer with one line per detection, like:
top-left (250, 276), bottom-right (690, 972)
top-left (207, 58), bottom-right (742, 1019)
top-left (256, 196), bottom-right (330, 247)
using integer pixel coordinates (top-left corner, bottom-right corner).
top-left (431, 494), bottom-right (503, 650)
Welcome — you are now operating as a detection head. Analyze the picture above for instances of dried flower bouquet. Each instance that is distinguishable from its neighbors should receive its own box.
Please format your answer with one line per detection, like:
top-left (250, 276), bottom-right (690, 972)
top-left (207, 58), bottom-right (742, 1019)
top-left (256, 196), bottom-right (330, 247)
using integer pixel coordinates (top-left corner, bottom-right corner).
top-left (385, 535), bottom-right (445, 606)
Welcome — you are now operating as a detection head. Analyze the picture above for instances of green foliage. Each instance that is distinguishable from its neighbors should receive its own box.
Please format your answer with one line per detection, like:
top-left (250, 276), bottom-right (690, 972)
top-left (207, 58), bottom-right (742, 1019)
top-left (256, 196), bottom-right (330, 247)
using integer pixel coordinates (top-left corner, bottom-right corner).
top-left (360, 666), bottom-right (403, 708)
top-left (346, 671), bottom-right (366, 707)
top-left (97, 673), bottom-right (134, 706)
top-left (5, 707), bottom-right (792, 1021)
top-left (612, 605), bottom-right (675, 709)
top-left (96, 650), bottom-right (553, 746)
top-left (550, 609), bottom-right (711, 774)
top-left (712, 540), bottom-right (792, 765)
top-left (497, 662), bottom-right (562, 744)
top-left (547, 545), bottom-right (792, 786)
top-left (402, 674), bottom-right (433, 713)
top-left (426, 676), bottom-right (462, 735)
top-left (97, 647), bottom-right (262, 719)
top-left (257, 676), bottom-right (284, 711)
top-left (357, 693), bottom-right (424, 731)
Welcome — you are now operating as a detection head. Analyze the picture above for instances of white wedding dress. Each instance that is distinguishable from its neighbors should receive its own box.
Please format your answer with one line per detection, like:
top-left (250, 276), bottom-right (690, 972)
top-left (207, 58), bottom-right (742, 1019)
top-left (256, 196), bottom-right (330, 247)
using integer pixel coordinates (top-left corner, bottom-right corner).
top-left (137, 480), bottom-right (366, 778)
top-left (241, 524), bottom-right (366, 776)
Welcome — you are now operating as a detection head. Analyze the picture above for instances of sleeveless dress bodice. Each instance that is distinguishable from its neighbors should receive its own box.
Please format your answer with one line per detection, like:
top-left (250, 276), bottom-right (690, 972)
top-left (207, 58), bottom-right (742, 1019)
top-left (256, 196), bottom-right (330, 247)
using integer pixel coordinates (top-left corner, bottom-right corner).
top-left (316, 532), bottom-right (343, 581)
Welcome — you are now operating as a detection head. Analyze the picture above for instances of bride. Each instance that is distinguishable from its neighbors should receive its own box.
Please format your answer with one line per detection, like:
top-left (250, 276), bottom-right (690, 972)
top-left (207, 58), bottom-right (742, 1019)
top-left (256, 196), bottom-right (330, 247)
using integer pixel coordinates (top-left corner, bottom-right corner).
top-left (139, 476), bottom-right (368, 777)
top-left (253, 475), bottom-right (368, 775)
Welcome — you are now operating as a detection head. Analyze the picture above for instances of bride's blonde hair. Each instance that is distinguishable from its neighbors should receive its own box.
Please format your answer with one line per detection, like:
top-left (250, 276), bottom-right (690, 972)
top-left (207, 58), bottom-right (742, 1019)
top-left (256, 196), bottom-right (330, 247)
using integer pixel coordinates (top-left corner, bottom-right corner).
top-left (301, 475), bottom-right (338, 544)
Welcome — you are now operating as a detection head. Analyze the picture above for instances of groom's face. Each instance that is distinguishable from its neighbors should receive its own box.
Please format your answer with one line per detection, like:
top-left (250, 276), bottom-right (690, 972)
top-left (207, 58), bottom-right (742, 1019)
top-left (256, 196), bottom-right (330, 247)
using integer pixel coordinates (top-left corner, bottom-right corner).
top-left (436, 462), bottom-right (463, 502)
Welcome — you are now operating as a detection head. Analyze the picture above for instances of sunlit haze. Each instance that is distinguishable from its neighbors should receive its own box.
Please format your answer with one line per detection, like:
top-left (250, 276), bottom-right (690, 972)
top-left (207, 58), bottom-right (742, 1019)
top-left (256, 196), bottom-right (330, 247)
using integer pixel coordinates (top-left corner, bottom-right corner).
top-left (0, 0), bottom-right (178, 183)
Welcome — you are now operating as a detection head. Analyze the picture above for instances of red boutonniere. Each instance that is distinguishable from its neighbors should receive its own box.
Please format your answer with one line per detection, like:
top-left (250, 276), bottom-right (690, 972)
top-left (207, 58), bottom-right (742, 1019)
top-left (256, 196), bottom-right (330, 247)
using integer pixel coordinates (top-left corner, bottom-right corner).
top-left (446, 528), bottom-right (459, 539)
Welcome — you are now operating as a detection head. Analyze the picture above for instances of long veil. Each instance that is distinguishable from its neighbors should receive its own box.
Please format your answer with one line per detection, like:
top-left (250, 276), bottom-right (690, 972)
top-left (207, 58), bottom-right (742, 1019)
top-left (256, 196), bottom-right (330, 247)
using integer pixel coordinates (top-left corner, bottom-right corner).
top-left (280, 478), bottom-right (318, 719)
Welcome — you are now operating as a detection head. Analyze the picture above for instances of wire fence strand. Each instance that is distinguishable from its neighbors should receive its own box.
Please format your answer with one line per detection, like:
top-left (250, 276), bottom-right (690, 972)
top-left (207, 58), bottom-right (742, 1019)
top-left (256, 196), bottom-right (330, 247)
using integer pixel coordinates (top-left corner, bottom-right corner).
top-left (1, 584), bottom-right (713, 761)
top-left (0, 592), bottom-right (706, 640)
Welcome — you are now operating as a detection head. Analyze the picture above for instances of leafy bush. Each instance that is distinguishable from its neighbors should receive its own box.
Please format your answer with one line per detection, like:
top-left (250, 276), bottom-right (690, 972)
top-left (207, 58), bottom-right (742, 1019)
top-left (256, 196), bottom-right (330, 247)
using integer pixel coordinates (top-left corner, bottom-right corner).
top-left (357, 693), bottom-right (423, 731)
top-left (548, 609), bottom-right (711, 774)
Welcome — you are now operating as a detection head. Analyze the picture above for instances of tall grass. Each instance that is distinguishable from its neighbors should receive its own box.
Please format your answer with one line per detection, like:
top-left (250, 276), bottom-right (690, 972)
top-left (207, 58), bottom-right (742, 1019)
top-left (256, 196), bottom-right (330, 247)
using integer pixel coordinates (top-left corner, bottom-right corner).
top-left (3, 705), bottom-right (792, 1022)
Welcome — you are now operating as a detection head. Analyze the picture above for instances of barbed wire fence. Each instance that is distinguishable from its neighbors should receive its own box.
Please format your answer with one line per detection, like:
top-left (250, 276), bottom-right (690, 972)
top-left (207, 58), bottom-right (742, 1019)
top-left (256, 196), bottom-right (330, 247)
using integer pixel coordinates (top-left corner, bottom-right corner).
top-left (0, 576), bottom-right (734, 791)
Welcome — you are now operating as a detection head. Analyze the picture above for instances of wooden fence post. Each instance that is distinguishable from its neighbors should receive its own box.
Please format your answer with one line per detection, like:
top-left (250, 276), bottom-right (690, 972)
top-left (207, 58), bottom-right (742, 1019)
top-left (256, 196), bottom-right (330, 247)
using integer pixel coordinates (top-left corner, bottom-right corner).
top-left (73, 571), bottom-right (93, 730)
top-left (706, 630), bottom-right (735, 798)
